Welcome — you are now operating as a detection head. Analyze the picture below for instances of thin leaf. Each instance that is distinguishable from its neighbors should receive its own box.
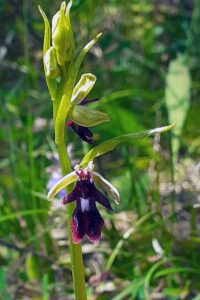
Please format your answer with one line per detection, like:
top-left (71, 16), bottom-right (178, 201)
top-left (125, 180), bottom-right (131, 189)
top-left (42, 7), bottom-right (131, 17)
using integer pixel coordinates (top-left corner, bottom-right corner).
top-left (0, 209), bottom-right (48, 223)
top-left (41, 274), bottom-right (49, 300)
top-left (80, 124), bottom-right (175, 167)
top-left (155, 267), bottom-right (199, 278)
top-left (165, 54), bottom-right (191, 160)
top-left (0, 267), bottom-right (6, 294)
top-left (112, 285), bottom-right (133, 300)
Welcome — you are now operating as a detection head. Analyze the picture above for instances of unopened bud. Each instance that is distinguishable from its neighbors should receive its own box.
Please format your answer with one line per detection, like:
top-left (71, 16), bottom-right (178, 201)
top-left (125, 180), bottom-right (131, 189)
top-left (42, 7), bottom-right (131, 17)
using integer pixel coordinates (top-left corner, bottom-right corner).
top-left (52, 1), bottom-right (74, 66)
top-left (44, 46), bottom-right (60, 79)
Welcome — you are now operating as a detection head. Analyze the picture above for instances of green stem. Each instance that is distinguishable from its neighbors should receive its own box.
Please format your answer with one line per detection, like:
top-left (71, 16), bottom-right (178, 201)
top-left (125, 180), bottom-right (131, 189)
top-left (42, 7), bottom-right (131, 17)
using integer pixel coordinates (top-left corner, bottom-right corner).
top-left (48, 33), bottom-right (89, 298)
top-left (53, 74), bottom-right (87, 300)
top-left (53, 103), bottom-right (87, 300)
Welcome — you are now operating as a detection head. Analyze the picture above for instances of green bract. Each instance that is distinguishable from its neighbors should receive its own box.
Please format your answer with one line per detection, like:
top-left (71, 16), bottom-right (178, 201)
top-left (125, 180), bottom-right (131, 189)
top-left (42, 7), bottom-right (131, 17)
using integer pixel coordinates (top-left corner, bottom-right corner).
top-left (80, 124), bottom-right (175, 167)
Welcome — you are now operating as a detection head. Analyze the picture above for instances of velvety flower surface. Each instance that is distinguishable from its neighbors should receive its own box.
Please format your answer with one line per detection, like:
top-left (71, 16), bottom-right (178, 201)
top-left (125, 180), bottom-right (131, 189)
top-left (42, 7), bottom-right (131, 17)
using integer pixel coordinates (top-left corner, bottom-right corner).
top-left (66, 98), bottom-right (99, 144)
top-left (47, 162), bottom-right (120, 244)
top-left (62, 168), bottom-right (112, 244)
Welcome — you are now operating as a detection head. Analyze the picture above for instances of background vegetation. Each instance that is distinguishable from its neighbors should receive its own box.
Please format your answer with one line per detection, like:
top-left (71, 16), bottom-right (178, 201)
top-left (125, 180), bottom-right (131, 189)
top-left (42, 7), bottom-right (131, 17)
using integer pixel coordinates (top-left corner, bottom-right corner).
top-left (0, 0), bottom-right (200, 299)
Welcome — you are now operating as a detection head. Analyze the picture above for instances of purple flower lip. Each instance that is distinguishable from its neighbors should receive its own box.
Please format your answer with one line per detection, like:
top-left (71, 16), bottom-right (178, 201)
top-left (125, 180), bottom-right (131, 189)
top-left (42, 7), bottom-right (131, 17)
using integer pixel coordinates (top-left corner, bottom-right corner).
top-left (62, 169), bottom-right (112, 244)
top-left (66, 97), bottom-right (100, 144)
top-left (47, 162), bottom-right (120, 244)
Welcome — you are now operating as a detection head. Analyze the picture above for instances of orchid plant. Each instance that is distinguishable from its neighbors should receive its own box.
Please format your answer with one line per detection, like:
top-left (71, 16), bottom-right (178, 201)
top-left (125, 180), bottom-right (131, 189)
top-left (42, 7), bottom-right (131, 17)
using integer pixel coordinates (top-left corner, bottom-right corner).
top-left (39, 1), bottom-right (174, 299)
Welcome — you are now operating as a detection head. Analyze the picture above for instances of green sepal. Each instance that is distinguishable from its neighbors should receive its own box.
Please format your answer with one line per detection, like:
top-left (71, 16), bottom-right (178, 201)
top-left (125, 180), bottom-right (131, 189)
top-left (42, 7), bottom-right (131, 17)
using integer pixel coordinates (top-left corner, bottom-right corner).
top-left (80, 124), bottom-right (175, 167)
top-left (47, 171), bottom-right (77, 200)
top-left (92, 171), bottom-right (120, 205)
top-left (71, 73), bottom-right (96, 105)
top-left (69, 105), bottom-right (110, 127)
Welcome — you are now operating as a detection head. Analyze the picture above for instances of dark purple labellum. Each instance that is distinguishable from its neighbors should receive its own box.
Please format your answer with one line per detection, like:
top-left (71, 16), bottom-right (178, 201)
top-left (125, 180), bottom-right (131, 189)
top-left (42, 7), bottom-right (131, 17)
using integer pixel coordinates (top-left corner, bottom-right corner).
top-left (71, 207), bottom-right (104, 244)
top-left (62, 170), bottom-right (112, 244)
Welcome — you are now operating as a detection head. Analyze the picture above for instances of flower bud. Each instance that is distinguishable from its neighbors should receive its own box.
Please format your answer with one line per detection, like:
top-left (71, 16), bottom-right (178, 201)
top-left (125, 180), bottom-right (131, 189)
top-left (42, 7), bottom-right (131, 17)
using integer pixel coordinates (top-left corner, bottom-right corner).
top-left (44, 46), bottom-right (60, 79)
top-left (52, 1), bottom-right (74, 66)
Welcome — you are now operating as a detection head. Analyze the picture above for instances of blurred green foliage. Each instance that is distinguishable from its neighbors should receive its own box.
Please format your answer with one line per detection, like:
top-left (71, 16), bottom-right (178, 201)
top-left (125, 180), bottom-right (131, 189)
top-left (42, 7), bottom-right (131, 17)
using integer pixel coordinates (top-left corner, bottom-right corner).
top-left (0, 0), bottom-right (200, 299)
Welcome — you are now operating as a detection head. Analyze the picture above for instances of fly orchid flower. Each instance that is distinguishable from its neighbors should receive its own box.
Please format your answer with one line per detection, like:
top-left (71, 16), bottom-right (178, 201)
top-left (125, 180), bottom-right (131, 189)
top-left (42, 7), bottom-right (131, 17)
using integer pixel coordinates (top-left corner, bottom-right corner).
top-left (67, 97), bottom-right (99, 143)
top-left (66, 73), bottom-right (110, 143)
top-left (47, 162), bottom-right (120, 244)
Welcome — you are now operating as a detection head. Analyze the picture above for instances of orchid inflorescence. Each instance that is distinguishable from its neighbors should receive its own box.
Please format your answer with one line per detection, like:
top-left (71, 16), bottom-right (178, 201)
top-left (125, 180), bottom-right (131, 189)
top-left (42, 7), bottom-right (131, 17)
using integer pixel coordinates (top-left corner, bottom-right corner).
top-left (39, 1), bottom-right (174, 245)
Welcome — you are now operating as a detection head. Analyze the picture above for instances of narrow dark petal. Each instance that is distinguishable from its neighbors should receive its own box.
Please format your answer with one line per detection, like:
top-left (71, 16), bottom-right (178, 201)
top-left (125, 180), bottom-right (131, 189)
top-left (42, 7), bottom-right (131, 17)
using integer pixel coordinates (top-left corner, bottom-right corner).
top-left (69, 122), bottom-right (79, 135)
top-left (86, 209), bottom-right (104, 244)
top-left (62, 189), bottom-right (77, 205)
top-left (93, 186), bottom-right (113, 211)
top-left (81, 98), bottom-right (100, 105)
top-left (71, 208), bottom-right (86, 244)
top-left (67, 121), bottom-right (93, 144)
top-left (62, 181), bottom-right (85, 205)
top-left (78, 126), bottom-right (93, 138)
top-left (77, 126), bottom-right (93, 144)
